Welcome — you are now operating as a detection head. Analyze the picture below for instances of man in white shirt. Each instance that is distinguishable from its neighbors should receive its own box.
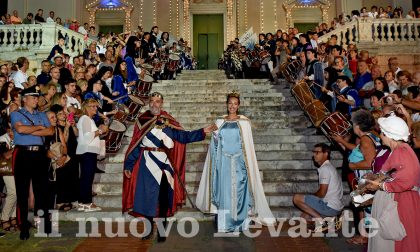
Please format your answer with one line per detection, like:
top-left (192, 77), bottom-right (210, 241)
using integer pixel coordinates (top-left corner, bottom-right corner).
top-left (293, 143), bottom-right (344, 221)
top-left (78, 23), bottom-right (89, 35)
top-left (63, 78), bottom-right (81, 110)
top-left (12, 57), bottom-right (29, 89)
top-left (46, 11), bottom-right (55, 23)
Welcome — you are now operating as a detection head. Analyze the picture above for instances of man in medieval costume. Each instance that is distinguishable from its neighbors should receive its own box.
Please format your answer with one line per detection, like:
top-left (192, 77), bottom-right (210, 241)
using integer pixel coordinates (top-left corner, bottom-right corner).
top-left (123, 92), bottom-right (217, 242)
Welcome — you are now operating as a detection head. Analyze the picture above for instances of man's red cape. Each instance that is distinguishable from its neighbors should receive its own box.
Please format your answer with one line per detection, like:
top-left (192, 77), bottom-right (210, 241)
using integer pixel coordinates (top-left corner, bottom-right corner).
top-left (122, 110), bottom-right (187, 216)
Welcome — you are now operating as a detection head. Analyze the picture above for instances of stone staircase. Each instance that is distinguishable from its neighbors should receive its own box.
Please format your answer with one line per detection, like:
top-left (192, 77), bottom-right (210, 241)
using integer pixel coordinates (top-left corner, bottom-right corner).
top-left (59, 70), bottom-right (349, 221)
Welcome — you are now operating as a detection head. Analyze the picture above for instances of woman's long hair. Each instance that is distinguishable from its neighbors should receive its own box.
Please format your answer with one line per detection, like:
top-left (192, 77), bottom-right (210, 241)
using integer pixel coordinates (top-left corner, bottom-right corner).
top-left (87, 77), bottom-right (103, 92)
top-left (125, 36), bottom-right (140, 59)
top-left (0, 81), bottom-right (12, 102)
top-left (113, 57), bottom-right (127, 80)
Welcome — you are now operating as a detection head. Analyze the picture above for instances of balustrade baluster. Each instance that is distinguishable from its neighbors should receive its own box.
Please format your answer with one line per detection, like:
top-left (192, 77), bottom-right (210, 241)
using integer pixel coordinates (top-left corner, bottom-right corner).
top-left (396, 23), bottom-right (402, 41)
top-left (373, 23), bottom-right (379, 41)
top-left (407, 23), bottom-right (414, 41)
top-left (399, 23), bottom-right (408, 41)
top-left (0, 29), bottom-right (4, 45)
top-left (348, 26), bottom-right (354, 43)
top-left (33, 29), bottom-right (38, 46)
top-left (27, 29), bottom-right (33, 46)
top-left (379, 23), bottom-right (385, 41)
top-left (414, 24), bottom-right (420, 41)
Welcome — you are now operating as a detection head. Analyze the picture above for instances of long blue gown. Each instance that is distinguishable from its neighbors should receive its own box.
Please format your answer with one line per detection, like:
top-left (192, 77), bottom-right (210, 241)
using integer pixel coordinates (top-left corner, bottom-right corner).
top-left (211, 121), bottom-right (253, 232)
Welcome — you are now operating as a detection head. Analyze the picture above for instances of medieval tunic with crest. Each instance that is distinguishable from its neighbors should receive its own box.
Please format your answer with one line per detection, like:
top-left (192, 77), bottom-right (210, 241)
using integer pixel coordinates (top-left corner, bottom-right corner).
top-left (123, 111), bottom-right (205, 217)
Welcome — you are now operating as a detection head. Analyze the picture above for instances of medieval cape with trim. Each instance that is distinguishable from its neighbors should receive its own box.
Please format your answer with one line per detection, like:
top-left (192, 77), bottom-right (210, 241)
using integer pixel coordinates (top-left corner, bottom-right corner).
top-left (122, 110), bottom-right (191, 217)
top-left (196, 115), bottom-right (276, 226)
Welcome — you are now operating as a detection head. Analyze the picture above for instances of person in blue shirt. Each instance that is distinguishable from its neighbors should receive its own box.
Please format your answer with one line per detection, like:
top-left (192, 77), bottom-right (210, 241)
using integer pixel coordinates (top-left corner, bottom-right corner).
top-left (10, 85), bottom-right (54, 240)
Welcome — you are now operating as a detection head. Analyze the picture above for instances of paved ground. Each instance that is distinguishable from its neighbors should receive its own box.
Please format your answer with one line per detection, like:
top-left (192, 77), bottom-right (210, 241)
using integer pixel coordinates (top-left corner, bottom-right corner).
top-left (0, 221), bottom-right (366, 252)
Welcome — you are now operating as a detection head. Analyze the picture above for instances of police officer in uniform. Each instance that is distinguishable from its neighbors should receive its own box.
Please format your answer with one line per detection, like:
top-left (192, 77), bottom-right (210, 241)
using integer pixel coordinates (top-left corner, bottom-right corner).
top-left (10, 85), bottom-right (54, 240)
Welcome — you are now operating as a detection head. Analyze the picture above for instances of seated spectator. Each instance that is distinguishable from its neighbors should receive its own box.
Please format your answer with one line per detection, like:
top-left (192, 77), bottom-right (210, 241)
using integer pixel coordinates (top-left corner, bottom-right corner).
top-left (55, 17), bottom-right (63, 26)
top-left (27, 76), bottom-right (37, 88)
top-left (411, 122), bottom-right (420, 160)
top-left (388, 56), bottom-right (402, 76)
top-left (0, 74), bottom-right (6, 89)
top-left (34, 9), bottom-right (45, 23)
top-left (46, 11), bottom-right (55, 23)
top-left (12, 57), bottom-right (29, 89)
top-left (37, 60), bottom-right (52, 86)
top-left (292, 143), bottom-right (344, 227)
top-left (384, 70), bottom-right (399, 92)
top-left (370, 90), bottom-right (384, 111)
top-left (354, 60), bottom-right (372, 91)
top-left (397, 70), bottom-right (415, 96)
top-left (412, 71), bottom-right (420, 86)
top-left (10, 10), bottom-right (22, 24)
top-left (6, 88), bottom-right (21, 115)
top-left (22, 13), bottom-right (34, 24)
top-left (47, 36), bottom-right (65, 62)
top-left (0, 82), bottom-right (14, 112)
top-left (78, 23), bottom-right (89, 36)
top-left (48, 66), bottom-right (61, 93)
top-left (69, 20), bottom-right (78, 32)
top-left (38, 83), bottom-right (57, 112)
top-left (63, 78), bottom-right (81, 111)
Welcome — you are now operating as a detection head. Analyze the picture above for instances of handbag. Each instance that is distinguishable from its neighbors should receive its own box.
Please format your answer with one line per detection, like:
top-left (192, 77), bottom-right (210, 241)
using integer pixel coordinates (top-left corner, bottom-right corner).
top-left (374, 190), bottom-right (407, 240)
top-left (50, 127), bottom-right (71, 170)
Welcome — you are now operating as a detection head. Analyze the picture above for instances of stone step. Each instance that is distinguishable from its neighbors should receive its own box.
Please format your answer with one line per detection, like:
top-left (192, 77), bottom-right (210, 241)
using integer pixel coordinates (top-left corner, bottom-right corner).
top-left (100, 159), bottom-right (344, 174)
top-left (182, 151), bottom-right (342, 163)
top-left (94, 169), bottom-right (330, 184)
top-left (120, 125), bottom-right (319, 137)
top-left (89, 191), bottom-right (351, 210)
top-left (104, 147), bottom-right (341, 164)
top-left (119, 133), bottom-right (330, 148)
top-left (57, 206), bottom-right (301, 221)
top-left (160, 104), bottom-right (303, 113)
top-left (169, 115), bottom-right (309, 124)
top-left (178, 121), bottom-right (312, 130)
top-left (164, 100), bottom-right (291, 107)
top-left (94, 167), bottom-right (341, 185)
top-left (145, 109), bottom-right (304, 118)
top-left (185, 142), bottom-right (323, 153)
top-left (93, 180), bottom-right (347, 195)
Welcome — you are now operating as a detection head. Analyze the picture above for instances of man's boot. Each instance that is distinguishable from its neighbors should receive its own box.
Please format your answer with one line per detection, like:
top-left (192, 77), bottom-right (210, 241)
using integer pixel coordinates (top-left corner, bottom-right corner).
top-left (141, 217), bottom-right (154, 240)
top-left (157, 218), bottom-right (167, 242)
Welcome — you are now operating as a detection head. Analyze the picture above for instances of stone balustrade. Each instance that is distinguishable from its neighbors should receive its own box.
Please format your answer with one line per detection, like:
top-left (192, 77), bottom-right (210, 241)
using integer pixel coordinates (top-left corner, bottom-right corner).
top-left (0, 23), bottom-right (93, 61)
top-left (319, 17), bottom-right (420, 54)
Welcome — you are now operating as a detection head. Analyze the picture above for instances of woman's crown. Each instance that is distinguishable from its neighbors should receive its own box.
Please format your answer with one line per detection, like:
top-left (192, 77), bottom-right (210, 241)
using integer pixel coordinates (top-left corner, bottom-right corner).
top-left (227, 90), bottom-right (240, 99)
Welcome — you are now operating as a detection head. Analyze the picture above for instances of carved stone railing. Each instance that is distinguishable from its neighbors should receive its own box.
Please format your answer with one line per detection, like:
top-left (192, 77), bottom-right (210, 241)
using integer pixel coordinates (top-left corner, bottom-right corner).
top-left (319, 18), bottom-right (420, 52)
top-left (0, 23), bottom-right (94, 59)
top-left (318, 19), bottom-right (358, 48)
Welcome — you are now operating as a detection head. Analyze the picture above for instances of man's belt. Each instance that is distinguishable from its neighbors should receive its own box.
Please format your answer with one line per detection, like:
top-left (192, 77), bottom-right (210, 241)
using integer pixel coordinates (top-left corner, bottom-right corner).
top-left (142, 147), bottom-right (166, 152)
top-left (16, 145), bottom-right (46, 151)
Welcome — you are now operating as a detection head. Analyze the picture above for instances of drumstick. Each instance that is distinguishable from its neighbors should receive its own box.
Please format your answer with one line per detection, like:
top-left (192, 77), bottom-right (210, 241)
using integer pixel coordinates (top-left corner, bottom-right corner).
top-left (112, 94), bottom-right (129, 102)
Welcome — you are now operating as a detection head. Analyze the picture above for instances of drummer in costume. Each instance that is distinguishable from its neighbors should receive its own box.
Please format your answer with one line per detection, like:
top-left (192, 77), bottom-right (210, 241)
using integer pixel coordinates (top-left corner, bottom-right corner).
top-left (11, 85), bottom-right (54, 240)
top-left (123, 92), bottom-right (217, 242)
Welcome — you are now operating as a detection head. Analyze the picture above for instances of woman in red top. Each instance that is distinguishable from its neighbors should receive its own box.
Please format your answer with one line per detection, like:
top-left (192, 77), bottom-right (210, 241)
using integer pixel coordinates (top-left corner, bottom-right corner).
top-left (367, 115), bottom-right (420, 252)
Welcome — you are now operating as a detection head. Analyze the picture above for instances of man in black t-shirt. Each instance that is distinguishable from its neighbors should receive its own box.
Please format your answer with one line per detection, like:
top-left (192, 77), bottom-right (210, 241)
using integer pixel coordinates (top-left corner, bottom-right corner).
top-left (34, 9), bottom-right (45, 23)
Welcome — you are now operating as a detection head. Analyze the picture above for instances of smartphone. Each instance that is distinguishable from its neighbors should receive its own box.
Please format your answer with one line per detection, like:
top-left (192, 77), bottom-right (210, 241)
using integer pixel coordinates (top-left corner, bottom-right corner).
top-left (67, 112), bottom-right (74, 122)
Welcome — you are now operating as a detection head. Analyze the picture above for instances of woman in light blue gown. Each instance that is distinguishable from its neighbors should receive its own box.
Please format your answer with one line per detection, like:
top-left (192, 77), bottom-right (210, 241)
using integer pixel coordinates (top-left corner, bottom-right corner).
top-left (196, 92), bottom-right (275, 233)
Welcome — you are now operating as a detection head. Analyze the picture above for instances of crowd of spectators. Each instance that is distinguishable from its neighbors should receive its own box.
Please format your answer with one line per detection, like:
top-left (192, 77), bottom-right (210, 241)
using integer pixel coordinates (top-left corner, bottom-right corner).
top-left (0, 10), bottom-right (196, 238)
